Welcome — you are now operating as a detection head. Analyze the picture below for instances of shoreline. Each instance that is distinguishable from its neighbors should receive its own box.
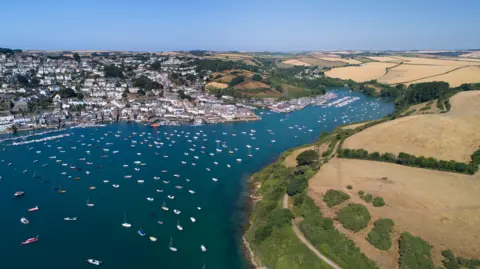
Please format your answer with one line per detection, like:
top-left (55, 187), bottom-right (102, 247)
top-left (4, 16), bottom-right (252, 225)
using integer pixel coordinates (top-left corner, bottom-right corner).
top-left (241, 175), bottom-right (263, 269)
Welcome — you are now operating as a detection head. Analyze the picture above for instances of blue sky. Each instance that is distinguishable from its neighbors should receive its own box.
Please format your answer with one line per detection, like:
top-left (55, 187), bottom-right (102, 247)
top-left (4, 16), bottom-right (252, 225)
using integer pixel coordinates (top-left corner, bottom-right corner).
top-left (1, 0), bottom-right (479, 51)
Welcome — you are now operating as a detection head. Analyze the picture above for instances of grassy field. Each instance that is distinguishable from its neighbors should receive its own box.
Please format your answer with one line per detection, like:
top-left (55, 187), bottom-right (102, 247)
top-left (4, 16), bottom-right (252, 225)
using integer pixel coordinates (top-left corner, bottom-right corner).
top-left (282, 59), bottom-right (311, 66)
top-left (205, 81), bottom-right (228, 89)
top-left (343, 91), bottom-right (480, 162)
top-left (309, 157), bottom-right (480, 267)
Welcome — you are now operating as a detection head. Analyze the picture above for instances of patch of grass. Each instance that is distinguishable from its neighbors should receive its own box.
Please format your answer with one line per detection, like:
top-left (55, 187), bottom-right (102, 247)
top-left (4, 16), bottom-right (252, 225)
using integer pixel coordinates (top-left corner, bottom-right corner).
top-left (441, 249), bottom-right (480, 269)
top-left (366, 218), bottom-right (394, 250)
top-left (419, 105), bottom-right (431, 111)
top-left (358, 190), bottom-right (365, 196)
top-left (336, 203), bottom-right (371, 232)
top-left (361, 194), bottom-right (373, 203)
top-left (323, 189), bottom-right (350, 207)
top-left (398, 232), bottom-right (435, 269)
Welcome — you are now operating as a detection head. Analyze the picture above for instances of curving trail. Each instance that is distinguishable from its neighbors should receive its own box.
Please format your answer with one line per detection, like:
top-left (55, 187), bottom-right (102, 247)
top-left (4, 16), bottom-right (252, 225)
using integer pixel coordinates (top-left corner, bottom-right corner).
top-left (283, 194), bottom-right (343, 269)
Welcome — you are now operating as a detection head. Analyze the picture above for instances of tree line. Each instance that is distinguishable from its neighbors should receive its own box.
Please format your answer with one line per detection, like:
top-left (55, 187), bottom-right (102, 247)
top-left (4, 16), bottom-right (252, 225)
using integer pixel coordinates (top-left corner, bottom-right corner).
top-left (338, 148), bottom-right (479, 175)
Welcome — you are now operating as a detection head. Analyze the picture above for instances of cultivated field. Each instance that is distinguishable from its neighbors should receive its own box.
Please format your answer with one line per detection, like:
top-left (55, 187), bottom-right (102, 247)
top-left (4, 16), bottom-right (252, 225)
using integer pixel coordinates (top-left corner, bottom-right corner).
top-left (413, 66), bottom-right (480, 87)
top-left (377, 64), bottom-right (458, 84)
top-left (325, 62), bottom-right (397, 82)
top-left (343, 91), bottom-right (480, 162)
top-left (309, 158), bottom-right (480, 268)
top-left (205, 82), bottom-right (228, 89)
top-left (233, 81), bottom-right (270, 90)
top-left (281, 59), bottom-right (311, 66)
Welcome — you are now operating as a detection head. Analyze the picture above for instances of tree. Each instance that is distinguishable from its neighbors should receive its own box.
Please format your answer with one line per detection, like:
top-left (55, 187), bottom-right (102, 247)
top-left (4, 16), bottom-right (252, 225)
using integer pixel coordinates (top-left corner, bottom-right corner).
top-left (296, 150), bottom-right (319, 166)
top-left (268, 208), bottom-right (294, 227)
top-left (228, 76), bottom-right (245, 87)
top-left (76, 92), bottom-right (84, 100)
top-left (73, 52), bottom-right (81, 63)
top-left (59, 88), bottom-right (77, 98)
top-left (252, 74), bottom-right (262, 81)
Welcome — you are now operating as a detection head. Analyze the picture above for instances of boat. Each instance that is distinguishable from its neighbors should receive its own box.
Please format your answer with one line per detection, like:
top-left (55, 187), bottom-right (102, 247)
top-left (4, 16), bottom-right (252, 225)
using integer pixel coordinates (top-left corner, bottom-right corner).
top-left (86, 259), bottom-right (102, 266)
top-left (14, 191), bottom-right (25, 197)
top-left (64, 217), bottom-right (78, 221)
top-left (173, 209), bottom-right (181, 215)
top-left (113, 184), bottom-right (120, 188)
top-left (21, 236), bottom-right (39, 246)
top-left (176, 220), bottom-right (183, 231)
top-left (161, 202), bottom-right (169, 211)
top-left (137, 180), bottom-right (144, 184)
top-left (201, 245), bottom-right (207, 252)
top-left (190, 217), bottom-right (196, 223)
top-left (167, 195), bottom-right (175, 200)
top-left (28, 206), bottom-right (39, 212)
top-left (149, 236), bottom-right (157, 242)
top-left (89, 186), bottom-right (96, 190)
top-left (86, 197), bottom-right (94, 207)
top-left (146, 197), bottom-right (154, 202)
top-left (212, 178), bottom-right (218, 182)
top-left (188, 190), bottom-right (195, 194)
top-left (122, 212), bottom-right (132, 228)
top-left (20, 217), bottom-right (30, 224)
top-left (138, 229), bottom-right (146, 236)
top-left (169, 238), bottom-right (177, 252)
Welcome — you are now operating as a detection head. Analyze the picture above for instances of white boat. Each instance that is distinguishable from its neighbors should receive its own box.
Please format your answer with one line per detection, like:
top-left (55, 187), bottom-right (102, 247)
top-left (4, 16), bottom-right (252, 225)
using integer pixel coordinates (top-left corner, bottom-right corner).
top-left (236, 159), bottom-right (242, 162)
top-left (20, 217), bottom-right (30, 224)
top-left (161, 202), bottom-right (169, 211)
top-left (188, 190), bottom-right (195, 194)
top-left (64, 217), bottom-right (78, 221)
top-left (167, 195), bottom-right (175, 200)
top-left (173, 209), bottom-right (181, 215)
top-left (149, 236), bottom-right (157, 242)
top-left (113, 184), bottom-right (120, 188)
top-left (122, 212), bottom-right (131, 228)
top-left (201, 245), bottom-right (207, 252)
top-left (103, 180), bottom-right (109, 183)
top-left (212, 178), bottom-right (218, 182)
top-left (86, 197), bottom-right (94, 207)
top-left (169, 238), bottom-right (177, 252)
top-left (190, 217), bottom-right (196, 223)
top-left (86, 259), bottom-right (102, 266)
top-left (137, 180), bottom-right (144, 184)
top-left (176, 221), bottom-right (183, 231)
top-left (124, 175), bottom-right (132, 179)
top-left (146, 197), bottom-right (154, 202)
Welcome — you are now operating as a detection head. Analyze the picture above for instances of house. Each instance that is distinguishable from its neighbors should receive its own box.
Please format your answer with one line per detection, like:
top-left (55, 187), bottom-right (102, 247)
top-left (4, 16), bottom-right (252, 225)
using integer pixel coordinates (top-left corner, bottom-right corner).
top-left (11, 101), bottom-right (28, 112)
top-left (53, 94), bottom-right (62, 102)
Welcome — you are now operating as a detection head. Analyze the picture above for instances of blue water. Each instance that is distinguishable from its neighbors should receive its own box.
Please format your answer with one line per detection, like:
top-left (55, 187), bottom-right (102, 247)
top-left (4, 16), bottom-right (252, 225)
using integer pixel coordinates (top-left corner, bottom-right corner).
top-left (0, 89), bottom-right (394, 269)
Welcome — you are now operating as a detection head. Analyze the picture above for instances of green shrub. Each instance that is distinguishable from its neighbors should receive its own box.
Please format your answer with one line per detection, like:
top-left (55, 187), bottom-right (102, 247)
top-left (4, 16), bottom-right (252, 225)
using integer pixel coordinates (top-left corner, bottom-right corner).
top-left (296, 150), bottom-right (319, 166)
top-left (252, 74), bottom-right (262, 81)
top-left (293, 193), bottom-right (305, 207)
top-left (358, 190), bottom-right (365, 196)
top-left (398, 232), bottom-right (435, 269)
top-left (323, 189), bottom-right (350, 207)
top-left (268, 208), bottom-right (294, 227)
top-left (228, 75), bottom-right (245, 86)
top-left (366, 218), bottom-right (394, 250)
top-left (286, 176), bottom-right (307, 196)
top-left (362, 194), bottom-right (373, 203)
top-left (441, 250), bottom-right (460, 269)
top-left (336, 203), bottom-right (371, 232)
top-left (347, 185), bottom-right (353, 190)
top-left (255, 224), bottom-right (273, 242)
top-left (373, 197), bottom-right (385, 207)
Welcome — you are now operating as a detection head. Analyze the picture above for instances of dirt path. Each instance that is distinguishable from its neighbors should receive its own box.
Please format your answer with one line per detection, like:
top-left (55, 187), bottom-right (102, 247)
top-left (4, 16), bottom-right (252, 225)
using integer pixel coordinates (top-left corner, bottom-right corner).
top-left (283, 194), bottom-right (343, 269)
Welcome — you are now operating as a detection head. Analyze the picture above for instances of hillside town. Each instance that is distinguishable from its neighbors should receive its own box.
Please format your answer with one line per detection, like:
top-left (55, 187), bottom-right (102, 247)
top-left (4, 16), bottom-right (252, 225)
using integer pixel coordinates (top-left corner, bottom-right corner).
top-left (0, 50), bottom-right (263, 133)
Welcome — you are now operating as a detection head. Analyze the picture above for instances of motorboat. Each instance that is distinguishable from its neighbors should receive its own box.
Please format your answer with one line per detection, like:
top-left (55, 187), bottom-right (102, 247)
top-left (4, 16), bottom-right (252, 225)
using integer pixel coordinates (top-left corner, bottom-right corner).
top-left (149, 236), bottom-right (157, 242)
top-left (138, 229), bottom-right (146, 236)
top-left (146, 197), bottom-right (154, 202)
top-left (14, 191), bottom-right (25, 197)
top-left (64, 217), bottom-right (78, 221)
top-left (21, 217), bottom-right (30, 224)
top-left (173, 209), bottom-right (181, 215)
top-left (86, 259), bottom-right (102, 266)
top-left (28, 206), bottom-right (39, 212)
top-left (201, 245), bottom-right (207, 252)
top-left (190, 217), bottom-right (196, 223)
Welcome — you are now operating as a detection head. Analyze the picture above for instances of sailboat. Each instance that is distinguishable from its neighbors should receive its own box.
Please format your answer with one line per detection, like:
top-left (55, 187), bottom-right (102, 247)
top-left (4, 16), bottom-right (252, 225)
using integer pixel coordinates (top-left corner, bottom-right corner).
top-left (161, 201), bottom-right (169, 211)
top-left (122, 212), bottom-right (131, 228)
top-left (177, 220), bottom-right (183, 231)
top-left (86, 196), bottom-right (95, 207)
top-left (169, 237), bottom-right (177, 252)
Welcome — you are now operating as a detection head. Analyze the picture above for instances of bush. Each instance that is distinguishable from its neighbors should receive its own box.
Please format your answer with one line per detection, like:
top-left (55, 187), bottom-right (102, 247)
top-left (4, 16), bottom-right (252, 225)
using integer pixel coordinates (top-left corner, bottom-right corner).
top-left (366, 218), bottom-right (394, 250)
top-left (252, 74), bottom-right (262, 81)
top-left (286, 176), bottom-right (307, 196)
top-left (323, 189), bottom-right (350, 207)
top-left (255, 224), bottom-right (273, 242)
top-left (347, 185), bottom-right (353, 190)
top-left (441, 250), bottom-right (460, 269)
top-left (362, 194), bottom-right (373, 203)
top-left (358, 190), bottom-right (365, 196)
top-left (268, 208), bottom-right (294, 227)
top-left (296, 150), bottom-right (319, 166)
top-left (373, 197), bottom-right (385, 207)
top-left (228, 75), bottom-right (245, 86)
top-left (398, 232), bottom-right (435, 269)
top-left (336, 203), bottom-right (371, 232)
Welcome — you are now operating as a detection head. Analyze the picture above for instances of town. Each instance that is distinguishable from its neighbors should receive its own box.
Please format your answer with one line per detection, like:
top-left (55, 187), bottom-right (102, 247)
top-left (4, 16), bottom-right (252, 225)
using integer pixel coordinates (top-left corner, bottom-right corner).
top-left (0, 49), bottom-right (268, 133)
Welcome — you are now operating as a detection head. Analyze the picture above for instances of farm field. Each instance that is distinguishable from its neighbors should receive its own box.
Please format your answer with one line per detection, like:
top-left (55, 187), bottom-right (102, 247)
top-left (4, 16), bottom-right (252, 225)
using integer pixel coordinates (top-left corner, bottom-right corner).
top-left (205, 82), bottom-right (228, 89)
top-left (376, 64), bottom-right (458, 84)
top-left (308, 158), bottom-right (480, 268)
top-left (281, 59), bottom-right (310, 66)
top-left (325, 62), bottom-right (397, 82)
top-left (343, 91), bottom-right (480, 162)
top-left (413, 65), bottom-right (480, 86)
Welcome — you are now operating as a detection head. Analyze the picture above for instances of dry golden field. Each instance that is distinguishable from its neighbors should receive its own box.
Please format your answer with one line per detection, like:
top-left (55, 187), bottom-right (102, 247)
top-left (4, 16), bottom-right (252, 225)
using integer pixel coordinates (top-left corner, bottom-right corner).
top-left (377, 64), bottom-right (458, 84)
top-left (233, 81), bottom-right (270, 90)
top-left (412, 66), bottom-right (480, 87)
top-left (281, 59), bottom-right (311, 66)
top-left (309, 158), bottom-right (480, 267)
top-left (343, 91), bottom-right (480, 162)
top-left (205, 82), bottom-right (228, 89)
top-left (325, 62), bottom-right (396, 82)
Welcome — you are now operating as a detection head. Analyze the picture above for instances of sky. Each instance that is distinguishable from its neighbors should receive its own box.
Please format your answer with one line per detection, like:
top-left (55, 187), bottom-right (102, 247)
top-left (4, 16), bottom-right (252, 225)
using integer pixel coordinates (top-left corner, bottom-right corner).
top-left (1, 0), bottom-right (479, 52)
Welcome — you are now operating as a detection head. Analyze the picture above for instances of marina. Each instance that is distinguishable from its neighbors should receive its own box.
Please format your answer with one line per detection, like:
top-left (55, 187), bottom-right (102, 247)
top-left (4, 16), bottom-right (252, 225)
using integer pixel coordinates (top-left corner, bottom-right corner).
top-left (0, 88), bottom-right (394, 269)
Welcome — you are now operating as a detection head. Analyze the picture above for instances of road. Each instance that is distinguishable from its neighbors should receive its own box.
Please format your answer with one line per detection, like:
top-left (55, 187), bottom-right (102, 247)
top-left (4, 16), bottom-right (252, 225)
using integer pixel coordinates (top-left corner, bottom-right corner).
top-left (283, 194), bottom-right (343, 269)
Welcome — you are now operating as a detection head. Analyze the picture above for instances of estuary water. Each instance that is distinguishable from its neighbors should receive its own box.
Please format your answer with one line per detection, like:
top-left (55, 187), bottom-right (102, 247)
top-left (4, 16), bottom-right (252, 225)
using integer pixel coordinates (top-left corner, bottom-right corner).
top-left (0, 88), bottom-right (394, 269)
